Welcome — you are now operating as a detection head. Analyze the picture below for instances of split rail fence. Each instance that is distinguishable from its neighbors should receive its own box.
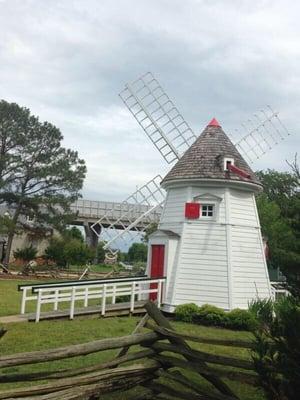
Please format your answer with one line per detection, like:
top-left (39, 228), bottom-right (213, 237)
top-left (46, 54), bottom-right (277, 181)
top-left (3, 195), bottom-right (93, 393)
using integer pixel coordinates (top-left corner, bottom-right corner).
top-left (0, 301), bottom-right (263, 400)
top-left (19, 276), bottom-right (166, 322)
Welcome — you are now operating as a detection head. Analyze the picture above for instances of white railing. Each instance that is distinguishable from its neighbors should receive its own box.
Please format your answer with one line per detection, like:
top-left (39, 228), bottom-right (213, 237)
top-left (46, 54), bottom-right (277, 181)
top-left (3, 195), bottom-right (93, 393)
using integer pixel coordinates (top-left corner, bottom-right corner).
top-left (270, 281), bottom-right (290, 300)
top-left (19, 276), bottom-right (166, 323)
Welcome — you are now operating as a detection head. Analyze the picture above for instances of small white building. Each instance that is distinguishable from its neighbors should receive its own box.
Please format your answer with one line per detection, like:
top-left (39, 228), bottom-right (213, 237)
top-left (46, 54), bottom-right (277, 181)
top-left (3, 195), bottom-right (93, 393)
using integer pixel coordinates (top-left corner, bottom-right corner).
top-left (146, 118), bottom-right (271, 312)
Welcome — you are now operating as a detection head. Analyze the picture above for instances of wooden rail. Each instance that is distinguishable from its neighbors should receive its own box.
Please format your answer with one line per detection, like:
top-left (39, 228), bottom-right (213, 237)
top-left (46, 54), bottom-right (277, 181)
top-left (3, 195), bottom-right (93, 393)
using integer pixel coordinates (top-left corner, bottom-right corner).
top-left (19, 276), bottom-right (166, 321)
top-left (0, 301), bottom-right (264, 399)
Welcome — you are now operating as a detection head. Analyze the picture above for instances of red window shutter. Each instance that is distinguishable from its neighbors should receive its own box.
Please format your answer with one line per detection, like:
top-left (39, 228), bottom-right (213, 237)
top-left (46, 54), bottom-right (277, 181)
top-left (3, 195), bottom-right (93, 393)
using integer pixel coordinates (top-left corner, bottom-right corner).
top-left (185, 203), bottom-right (200, 219)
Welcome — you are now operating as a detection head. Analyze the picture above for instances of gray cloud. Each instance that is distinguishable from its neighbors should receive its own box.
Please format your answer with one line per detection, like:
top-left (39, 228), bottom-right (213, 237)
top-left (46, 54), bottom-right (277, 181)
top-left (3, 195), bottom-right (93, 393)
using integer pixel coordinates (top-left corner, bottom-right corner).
top-left (0, 0), bottom-right (299, 201)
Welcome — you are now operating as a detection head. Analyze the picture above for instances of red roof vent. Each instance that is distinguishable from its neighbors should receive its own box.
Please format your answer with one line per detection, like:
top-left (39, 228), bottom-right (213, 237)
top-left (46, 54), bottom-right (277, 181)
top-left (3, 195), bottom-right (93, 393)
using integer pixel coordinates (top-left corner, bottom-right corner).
top-left (207, 118), bottom-right (221, 127)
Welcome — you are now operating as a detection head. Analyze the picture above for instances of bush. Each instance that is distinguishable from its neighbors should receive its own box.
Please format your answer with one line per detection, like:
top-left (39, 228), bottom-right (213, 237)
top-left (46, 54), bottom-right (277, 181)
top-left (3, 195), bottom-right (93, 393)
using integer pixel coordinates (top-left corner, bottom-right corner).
top-left (45, 237), bottom-right (66, 267)
top-left (251, 296), bottom-right (300, 400)
top-left (194, 304), bottom-right (228, 326)
top-left (175, 303), bottom-right (199, 323)
top-left (13, 245), bottom-right (37, 262)
top-left (63, 239), bottom-right (95, 266)
top-left (226, 308), bottom-right (258, 331)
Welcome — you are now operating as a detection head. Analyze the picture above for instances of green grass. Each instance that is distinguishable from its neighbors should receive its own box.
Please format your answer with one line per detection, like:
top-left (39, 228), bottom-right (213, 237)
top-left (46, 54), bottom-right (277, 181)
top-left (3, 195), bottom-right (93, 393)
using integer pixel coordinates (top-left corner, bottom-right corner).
top-left (0, 279), bottom-right (266, 399)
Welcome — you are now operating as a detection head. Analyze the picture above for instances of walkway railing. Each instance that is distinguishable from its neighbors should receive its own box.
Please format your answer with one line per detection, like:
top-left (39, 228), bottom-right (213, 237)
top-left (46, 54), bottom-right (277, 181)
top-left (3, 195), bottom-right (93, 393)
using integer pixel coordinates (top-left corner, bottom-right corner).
top-left (19, 276), bottom-right (166, 322)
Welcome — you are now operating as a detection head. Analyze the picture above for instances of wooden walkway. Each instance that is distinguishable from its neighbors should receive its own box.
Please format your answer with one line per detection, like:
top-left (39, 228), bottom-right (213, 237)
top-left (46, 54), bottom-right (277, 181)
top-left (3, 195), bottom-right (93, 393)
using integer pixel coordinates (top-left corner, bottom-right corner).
top-left (0, 301), bottom-right (147, 324)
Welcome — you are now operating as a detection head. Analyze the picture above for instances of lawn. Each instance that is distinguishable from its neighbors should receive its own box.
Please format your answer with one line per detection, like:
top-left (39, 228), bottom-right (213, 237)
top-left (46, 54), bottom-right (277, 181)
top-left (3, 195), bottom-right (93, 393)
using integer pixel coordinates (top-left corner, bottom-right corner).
top-left (0, 279), bottom-right (266, 399)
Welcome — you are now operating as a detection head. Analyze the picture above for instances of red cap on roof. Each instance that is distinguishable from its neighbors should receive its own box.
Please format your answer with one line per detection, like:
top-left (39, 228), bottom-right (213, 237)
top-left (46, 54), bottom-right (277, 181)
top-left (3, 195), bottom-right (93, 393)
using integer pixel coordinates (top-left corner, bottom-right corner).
top-left (207, 118), bottom-right (221, 127)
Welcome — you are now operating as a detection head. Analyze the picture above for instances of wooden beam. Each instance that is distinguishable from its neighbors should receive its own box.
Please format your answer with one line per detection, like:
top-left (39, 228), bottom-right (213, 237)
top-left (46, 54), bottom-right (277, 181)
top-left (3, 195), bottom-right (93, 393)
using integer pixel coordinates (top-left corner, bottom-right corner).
top-left (0, 348), bottom-right (156, 383)
top-left (0, 331), bottom-right (158, 368)
top-left (0, 363), bottom-right (159, 399)
top-left (154, 354), bottom-right (259, 386)
top-left (151, 342), bottom-right (254, 370)
top-left (144, 301), bottom-right (238, 399)
top-left (146, 322), bottom-right (254, 349)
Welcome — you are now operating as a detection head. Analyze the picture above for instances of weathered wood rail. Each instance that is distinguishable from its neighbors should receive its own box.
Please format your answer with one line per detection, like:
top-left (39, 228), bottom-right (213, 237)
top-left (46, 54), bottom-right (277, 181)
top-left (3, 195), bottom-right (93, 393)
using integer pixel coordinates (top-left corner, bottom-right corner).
top-left (0, 302), bottom-right (261, 399)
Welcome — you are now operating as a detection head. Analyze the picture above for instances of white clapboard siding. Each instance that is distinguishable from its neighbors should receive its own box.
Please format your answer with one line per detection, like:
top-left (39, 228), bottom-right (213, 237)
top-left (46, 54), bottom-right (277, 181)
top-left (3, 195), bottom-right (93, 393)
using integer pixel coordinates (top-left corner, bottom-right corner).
top-left (231, 225), bottom-right (271, 309)
top-left (230, 190), bottom-right (257, 225)
top-left (172, 223), bottom-right (230, 309)
top-left (159, 187), bottom-right (188, 227)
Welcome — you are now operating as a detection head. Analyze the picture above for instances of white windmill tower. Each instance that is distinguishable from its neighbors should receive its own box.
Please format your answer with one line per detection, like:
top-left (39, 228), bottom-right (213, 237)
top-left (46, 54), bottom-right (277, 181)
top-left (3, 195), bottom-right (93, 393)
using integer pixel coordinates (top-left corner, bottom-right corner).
top-left (91, 73), bottom-right (290, 311)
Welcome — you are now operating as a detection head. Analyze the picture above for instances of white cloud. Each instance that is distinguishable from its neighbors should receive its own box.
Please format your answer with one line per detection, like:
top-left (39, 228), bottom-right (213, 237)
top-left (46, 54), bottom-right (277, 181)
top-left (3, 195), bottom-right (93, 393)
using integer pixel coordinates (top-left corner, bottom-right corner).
top-left (0, 0), bottom-right (299, 202)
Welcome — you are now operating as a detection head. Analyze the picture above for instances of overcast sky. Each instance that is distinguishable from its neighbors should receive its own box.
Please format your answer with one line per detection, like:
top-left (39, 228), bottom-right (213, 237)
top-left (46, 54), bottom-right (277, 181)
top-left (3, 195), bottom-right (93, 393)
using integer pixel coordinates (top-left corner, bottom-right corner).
top-left (0, 0), bottom-right (299, 202)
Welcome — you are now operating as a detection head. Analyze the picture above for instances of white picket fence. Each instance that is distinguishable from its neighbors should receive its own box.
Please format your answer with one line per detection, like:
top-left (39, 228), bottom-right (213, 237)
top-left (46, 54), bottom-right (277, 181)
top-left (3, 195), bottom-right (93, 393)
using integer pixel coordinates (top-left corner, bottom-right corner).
top-left (19, 276), bottom-right (166, 323)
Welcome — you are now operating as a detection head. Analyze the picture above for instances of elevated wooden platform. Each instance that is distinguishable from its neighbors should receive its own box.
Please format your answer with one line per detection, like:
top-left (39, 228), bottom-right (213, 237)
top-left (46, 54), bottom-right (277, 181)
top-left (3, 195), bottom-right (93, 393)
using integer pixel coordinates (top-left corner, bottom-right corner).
top-left (27, 301), bottom-right (147, 322)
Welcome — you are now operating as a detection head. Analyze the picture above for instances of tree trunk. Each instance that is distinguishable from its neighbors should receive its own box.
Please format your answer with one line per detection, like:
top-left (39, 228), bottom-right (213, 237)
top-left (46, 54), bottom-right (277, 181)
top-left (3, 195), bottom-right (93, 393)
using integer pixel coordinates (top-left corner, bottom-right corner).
top-left (3, 206), bottom-right (21, 268)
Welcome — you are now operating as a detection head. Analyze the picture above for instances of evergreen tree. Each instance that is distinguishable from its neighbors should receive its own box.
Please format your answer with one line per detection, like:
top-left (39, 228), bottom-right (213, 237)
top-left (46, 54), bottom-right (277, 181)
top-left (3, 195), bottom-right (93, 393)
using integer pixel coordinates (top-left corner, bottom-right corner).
top-left (0, 100), bottom-right (86, 267)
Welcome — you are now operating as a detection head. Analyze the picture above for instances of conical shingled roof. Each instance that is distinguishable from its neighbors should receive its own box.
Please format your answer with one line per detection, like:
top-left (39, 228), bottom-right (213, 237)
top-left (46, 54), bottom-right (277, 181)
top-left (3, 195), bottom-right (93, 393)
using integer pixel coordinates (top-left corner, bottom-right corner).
top-left (161, 119), bottom-right (261, 187)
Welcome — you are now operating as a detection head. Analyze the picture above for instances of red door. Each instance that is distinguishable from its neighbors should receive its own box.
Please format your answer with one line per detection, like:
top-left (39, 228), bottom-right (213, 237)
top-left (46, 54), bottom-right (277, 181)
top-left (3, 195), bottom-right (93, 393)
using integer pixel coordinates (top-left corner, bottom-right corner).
top-left (150, 245), bottom-right (165, 301)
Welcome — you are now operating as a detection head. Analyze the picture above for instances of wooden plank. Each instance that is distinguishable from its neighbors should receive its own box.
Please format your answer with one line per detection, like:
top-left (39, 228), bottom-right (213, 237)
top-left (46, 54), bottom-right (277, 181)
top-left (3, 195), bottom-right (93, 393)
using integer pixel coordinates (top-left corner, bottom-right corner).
top-left (0, 348), bottom-right (156, 383)
top-left (151, 342), bottom-right (254, 370)
top-left (157, 370), bottom-right (236, 400)
top-left (154, 354), bottom-right (259, 386)
top-left (144, 302), bottom-right (238, 399)
top-left (0, 331), bottom-right (158, 368)
top-left (0, 363), bottom-right (159, 399)
top-left (116, 313), bottom-right (150, 359)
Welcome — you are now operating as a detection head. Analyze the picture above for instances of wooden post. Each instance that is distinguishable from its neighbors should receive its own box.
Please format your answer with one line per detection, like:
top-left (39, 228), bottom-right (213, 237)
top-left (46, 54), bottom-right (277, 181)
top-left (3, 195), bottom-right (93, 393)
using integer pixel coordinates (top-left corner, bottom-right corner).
top-left (21, 287), bottom-right (30, 315)
top-left (101, 284), bottom-right (107, 316)
top-left (157, 280), bottom-right (162, 308)
top-left (35, 290), bottom-right (42, 323)
top-left (53, 289), bottom-right (59, 311)
top-left (112, 284), bottom-right (116, 304)
top-left (84, 287), bottom-right (89, 307)
top-left (70, 287), bottom-right (76, 320)
top-left (130, 282), bottom-right (136, 312)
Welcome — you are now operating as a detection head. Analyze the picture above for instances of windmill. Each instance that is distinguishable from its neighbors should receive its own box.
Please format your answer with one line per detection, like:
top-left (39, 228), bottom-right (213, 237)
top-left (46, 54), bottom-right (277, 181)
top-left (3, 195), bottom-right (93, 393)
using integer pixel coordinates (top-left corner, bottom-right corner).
top-left (91, 72), bottom-right (290, 255)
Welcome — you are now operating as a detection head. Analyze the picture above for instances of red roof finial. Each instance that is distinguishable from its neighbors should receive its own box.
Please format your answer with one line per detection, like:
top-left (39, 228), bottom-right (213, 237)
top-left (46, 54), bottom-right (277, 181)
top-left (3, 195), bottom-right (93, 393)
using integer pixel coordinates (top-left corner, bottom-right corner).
top-left (208, 117), bottom-right (221, 127)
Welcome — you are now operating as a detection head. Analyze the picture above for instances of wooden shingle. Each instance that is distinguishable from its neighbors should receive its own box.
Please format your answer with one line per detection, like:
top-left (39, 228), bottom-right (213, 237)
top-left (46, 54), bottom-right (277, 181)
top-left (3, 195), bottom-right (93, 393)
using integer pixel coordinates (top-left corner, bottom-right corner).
top-left (161, 123), bottom-right (261, 186)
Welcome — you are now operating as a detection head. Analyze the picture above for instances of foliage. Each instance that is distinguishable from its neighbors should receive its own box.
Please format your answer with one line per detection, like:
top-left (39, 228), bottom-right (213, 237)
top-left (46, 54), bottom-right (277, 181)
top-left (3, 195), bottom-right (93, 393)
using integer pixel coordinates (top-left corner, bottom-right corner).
top-left (45, 235), bottom-right (95, 267)
top-left (0, 100), bottom-right (86, 267)
top-left (63, 227), bottom-right (84, 242)
top-left (256, 163), bottom-right (300, 294)
top-left (142, 222), bottom-right (158, 243)
top-left (175, 303), bottom-right (199, 323)
top-left (44, 237), bottom-right (67, 267)
top-left (226, 308), bottom-right (258, 331)
top-left (175, 303), bottom-right (258, 330)
top-left (97, 241), bottom-right (106, 264)
top-left (127, 242), bottom-right (147, 263)
top-left (251, 296), bottom-right (300, 400)
top-left (131, 261), bottom-right (146, 276)
top-left (13, 245), bottom-right (37, 262)
top-left (194, 304), bottom-right (228, 326)
top-left (63, 239), bottom-right (94, 266)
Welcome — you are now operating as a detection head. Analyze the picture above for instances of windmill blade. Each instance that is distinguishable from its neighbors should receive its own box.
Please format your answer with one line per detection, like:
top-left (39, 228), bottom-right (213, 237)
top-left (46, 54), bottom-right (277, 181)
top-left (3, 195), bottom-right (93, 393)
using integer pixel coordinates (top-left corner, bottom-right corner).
top-left (234, 106), bottom-right (290, 164)
top-left (91, 175), bottom-right (165, 254)
top-left (119, 72), bottom-right (197, 164)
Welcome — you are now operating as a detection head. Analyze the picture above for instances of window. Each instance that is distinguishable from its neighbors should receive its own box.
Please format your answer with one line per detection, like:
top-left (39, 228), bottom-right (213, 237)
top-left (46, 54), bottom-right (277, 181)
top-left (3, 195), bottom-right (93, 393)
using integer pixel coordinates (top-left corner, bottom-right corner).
top-left (201, 204), bottom-right (214, 217)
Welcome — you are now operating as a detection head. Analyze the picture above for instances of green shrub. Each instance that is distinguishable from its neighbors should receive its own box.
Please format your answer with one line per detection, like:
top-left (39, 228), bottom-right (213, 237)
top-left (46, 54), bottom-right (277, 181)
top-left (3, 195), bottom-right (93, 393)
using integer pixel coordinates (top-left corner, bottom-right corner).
top-left (175, 303), bottom-right (199, 323)
top-left (226, 308), bottom-right (258, 331)
top-left (251, 296), bottom-right (300, 400)
top-left (13, 245), bottom-right (37, 262)
top-left (194, 304), bottom-right (228, 326)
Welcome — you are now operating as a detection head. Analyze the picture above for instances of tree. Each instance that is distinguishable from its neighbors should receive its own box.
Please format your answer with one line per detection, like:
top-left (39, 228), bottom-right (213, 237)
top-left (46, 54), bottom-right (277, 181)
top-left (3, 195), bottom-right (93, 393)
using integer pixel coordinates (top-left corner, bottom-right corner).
top-left (97, 241), bottom-right (106, 264)
top-left (127, 243), bottom-right (148, 263)
top-left (63, 239), bottom-right (94, 266)
top-left (64, 226), bottom-right (84, 242)
top-left (0, 100), bottom-right (86, 267)
top-left (142, 222), bottom-right (158, 243)
top-left (256, 161), bottom-right (300, 293)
